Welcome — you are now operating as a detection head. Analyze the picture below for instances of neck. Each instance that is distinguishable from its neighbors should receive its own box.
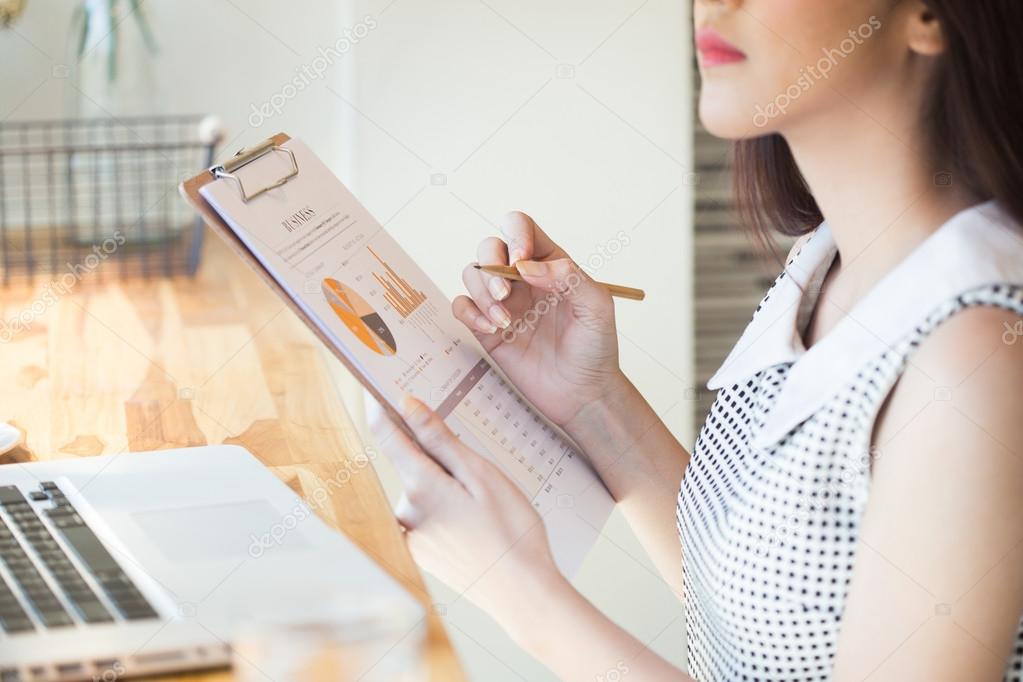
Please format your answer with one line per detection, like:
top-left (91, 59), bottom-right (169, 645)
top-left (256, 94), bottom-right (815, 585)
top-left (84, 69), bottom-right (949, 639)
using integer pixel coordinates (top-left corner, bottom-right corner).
top-left (784, 106), bottom-right (976, 297)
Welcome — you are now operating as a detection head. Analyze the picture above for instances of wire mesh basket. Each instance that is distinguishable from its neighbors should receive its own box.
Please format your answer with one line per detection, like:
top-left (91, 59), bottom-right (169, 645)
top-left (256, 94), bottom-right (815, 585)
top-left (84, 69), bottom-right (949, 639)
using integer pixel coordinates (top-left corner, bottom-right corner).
top-left (0, 115), bottom-right (222, 284)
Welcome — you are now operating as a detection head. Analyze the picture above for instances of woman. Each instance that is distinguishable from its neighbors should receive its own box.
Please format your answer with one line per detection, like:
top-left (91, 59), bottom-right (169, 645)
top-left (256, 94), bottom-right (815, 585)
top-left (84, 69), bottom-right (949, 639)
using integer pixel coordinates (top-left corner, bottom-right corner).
top-left (372, 1), bottom-right (1023, 679)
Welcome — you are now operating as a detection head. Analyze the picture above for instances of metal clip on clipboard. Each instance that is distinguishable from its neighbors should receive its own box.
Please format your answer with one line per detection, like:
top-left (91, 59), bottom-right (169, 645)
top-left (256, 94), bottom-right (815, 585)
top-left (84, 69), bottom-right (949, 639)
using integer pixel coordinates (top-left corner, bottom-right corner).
top-left (208, 137), bottom-right (299, 202)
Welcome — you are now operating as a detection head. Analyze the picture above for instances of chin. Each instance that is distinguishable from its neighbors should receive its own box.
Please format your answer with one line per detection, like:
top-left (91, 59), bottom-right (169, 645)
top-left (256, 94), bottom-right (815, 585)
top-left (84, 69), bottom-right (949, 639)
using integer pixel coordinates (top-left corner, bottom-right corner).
top-left (696, 74), bottom-right (778, 139)
top-left (698, 95), bottom-right (766, 140)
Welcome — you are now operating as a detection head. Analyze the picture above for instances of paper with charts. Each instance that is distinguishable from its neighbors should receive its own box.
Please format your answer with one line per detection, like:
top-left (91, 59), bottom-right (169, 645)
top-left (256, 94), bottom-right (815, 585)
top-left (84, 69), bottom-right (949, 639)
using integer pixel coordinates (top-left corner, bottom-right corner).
top-left (199, 139), bottom-right (614, 576)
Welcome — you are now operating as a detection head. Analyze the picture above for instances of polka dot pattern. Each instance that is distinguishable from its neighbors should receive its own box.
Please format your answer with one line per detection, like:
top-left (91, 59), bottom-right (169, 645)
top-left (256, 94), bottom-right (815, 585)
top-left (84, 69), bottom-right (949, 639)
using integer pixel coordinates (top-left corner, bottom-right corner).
top-left (677, 243), bottom-right (1023, 681)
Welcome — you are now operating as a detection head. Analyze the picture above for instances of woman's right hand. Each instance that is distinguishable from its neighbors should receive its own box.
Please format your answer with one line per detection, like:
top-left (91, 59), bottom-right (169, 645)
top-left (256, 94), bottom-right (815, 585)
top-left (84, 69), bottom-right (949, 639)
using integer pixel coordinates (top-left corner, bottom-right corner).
top-left (453, 211), bottom-right (623, 428)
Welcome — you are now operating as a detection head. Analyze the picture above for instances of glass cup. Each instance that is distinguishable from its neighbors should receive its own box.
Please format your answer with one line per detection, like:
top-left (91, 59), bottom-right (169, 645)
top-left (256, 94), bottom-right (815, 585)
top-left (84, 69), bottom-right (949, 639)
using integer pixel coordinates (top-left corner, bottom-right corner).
top-left (230, 591), bottom-right (428, 682)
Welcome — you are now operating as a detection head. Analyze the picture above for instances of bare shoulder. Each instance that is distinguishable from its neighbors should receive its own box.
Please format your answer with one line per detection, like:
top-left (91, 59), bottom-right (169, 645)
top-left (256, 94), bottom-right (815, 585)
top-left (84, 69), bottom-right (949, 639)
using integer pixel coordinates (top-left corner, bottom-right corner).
top-left (877, 304), bottom-right (1023, 443)
top-left (834, 303), bottom-right (1023, 680)
top-left (912, 303), bottom-right (1023, 373)
top-left (876, 299), bottom-right (1023, 461)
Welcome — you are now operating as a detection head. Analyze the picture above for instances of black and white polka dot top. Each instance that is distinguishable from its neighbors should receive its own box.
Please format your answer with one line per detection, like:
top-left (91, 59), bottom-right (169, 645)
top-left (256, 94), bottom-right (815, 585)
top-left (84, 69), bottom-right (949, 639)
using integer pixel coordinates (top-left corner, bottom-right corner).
top-left (677, 201), bottom-right (1023, 681)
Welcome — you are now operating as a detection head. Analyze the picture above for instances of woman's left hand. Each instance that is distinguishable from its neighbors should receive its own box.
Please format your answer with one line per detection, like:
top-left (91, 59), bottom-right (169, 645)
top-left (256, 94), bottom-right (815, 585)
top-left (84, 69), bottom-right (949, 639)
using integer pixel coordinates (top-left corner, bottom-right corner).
top-left (367, 393), bottom-right (563, 618)
top-left (369, 393), bottom-right (693, 682)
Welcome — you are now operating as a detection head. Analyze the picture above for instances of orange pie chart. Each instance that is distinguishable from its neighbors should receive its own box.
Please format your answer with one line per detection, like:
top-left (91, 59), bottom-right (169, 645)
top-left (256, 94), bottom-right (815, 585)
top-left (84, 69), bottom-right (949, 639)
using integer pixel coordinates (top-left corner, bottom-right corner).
top-left (322, 278), bottom-right (397, 356)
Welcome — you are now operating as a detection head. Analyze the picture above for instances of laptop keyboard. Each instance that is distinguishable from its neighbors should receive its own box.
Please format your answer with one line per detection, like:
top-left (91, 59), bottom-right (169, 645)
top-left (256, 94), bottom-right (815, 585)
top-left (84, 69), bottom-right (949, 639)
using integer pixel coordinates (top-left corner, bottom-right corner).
top-left (0, 482), bottom-right (158, 634)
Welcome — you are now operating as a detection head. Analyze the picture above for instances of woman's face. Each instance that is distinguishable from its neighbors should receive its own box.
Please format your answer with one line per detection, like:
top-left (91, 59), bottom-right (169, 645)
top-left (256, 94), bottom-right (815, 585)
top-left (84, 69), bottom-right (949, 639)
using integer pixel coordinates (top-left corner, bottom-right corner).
top-left (694, 0), bottom-right (914, 139)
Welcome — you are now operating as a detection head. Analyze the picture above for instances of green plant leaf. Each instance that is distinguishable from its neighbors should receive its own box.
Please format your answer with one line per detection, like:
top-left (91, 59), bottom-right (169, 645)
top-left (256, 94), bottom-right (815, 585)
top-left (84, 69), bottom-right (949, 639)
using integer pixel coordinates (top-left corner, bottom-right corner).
top-left (74, 3), bottom-right (90, 60)
top-left (129, 0), bottom-right (158, 54)
top-left (107, 0), bottom-right (117, 82)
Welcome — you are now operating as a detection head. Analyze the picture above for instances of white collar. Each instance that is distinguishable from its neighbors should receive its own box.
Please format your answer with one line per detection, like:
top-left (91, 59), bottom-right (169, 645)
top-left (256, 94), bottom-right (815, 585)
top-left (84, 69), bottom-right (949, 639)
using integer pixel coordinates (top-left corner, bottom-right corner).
top-left (706, 200), bottom-right (1023, 450)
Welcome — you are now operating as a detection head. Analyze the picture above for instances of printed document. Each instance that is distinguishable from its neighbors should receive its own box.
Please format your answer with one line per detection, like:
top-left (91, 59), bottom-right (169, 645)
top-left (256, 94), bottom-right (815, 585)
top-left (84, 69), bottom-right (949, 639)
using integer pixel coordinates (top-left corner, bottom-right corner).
top-left (199, 139), bottom-right (614, 575)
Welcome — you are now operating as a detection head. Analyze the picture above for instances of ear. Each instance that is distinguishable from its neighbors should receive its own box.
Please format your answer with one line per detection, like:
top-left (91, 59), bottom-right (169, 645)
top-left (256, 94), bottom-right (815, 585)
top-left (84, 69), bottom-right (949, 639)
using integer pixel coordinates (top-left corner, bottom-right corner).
top-left (906, 1), bottom-right (946, 56)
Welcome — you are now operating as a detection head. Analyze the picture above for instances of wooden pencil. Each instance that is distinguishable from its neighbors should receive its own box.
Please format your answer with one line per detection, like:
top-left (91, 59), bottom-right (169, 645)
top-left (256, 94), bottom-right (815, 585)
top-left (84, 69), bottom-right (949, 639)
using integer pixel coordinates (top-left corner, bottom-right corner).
top-left (474, 263), bottom-right (645, 301)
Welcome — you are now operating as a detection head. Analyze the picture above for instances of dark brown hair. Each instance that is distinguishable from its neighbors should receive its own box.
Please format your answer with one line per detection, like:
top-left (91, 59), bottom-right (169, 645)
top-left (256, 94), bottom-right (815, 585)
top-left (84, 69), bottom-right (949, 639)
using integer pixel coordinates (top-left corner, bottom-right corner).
top-left (732, 1), bottom-right (1023, 246)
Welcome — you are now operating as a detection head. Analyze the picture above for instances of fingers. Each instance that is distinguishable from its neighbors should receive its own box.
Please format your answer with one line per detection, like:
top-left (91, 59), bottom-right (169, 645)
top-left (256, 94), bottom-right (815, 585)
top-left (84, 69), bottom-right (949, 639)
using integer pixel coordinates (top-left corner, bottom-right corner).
top-left (372, 402), bottom-right (451, 486)
top-left (384, 427), bottom-right (457, 523)
top-left (461, 261), bottom-right (512, 331)
top-left (455, 211), bottom-right (563, 336)
top-left (499, 211), bottom-right (561, 263)
top-left (452, 295), bottom-right (498, 334)
top-left (400, 394), bottom-right (485, 492)
top-left (365, 391), bottom-right (459, 507)
top-left (365, 389), bottom-right (405, 444)
top-left (394, 492), bottom-right (423, 531)
top-left (452, 296), bottom-right (504, 353)
top-left (513, 257), bottom-right (573, 292)
top-left (514, 257), bottom-right (613, 318)
top-left (477, 236), bottom-right (512, 302)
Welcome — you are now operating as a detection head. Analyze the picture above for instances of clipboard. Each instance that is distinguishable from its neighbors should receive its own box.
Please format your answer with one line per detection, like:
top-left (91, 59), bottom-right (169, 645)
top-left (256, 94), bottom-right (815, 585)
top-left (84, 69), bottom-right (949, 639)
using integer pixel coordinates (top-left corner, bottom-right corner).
top-left (180, 133), bottom-right (617, 576)
top-left (178, 133), bottom-right (416, 442)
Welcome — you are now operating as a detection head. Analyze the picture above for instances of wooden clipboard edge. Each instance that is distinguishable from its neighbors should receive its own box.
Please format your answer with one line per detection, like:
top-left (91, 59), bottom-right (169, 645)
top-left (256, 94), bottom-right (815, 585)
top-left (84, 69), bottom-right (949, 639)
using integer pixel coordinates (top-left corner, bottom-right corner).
top-left (178, 132), bottom-right (418, 445)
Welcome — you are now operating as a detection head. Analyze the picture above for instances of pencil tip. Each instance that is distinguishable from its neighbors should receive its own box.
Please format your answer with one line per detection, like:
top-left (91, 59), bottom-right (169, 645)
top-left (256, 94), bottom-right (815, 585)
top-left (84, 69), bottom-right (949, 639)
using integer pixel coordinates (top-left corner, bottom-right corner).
top-left (472, 264), bottom-right (482, 269)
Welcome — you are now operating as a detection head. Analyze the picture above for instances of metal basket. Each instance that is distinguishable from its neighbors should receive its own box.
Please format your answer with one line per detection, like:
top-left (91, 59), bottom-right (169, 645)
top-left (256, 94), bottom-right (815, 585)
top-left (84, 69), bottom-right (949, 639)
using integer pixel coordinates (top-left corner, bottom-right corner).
top-left (0, 115), bottom-right (221, 284)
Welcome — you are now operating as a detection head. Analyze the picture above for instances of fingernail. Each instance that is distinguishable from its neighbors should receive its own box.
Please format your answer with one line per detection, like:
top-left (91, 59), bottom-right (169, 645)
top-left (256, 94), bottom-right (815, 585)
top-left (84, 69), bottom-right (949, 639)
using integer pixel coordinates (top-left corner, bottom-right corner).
top-left (509, 247), bottom-right (526, 264)
top-left (489, 304), bottom-right (511, 329)
top-left (488, 277), bottom-right (511, 301)
top-left (400, 393), bottom-right (429, 425)
top-left (515, 260), bottom-right (547, 277)
top-left (475, 315), bottom-right (498, 334)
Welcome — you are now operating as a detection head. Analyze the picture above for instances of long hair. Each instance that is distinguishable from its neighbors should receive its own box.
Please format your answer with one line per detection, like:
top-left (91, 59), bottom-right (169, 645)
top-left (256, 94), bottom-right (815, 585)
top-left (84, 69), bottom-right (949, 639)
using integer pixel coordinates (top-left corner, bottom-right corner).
top-left (732, 1), bottom-right (1023, 243)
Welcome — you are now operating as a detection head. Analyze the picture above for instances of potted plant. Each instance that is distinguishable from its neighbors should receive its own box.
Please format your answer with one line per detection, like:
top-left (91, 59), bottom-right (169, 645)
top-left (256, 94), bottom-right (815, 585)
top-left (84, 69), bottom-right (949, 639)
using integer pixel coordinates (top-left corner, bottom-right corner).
top-left (66, 0), bottom-right (159, 117)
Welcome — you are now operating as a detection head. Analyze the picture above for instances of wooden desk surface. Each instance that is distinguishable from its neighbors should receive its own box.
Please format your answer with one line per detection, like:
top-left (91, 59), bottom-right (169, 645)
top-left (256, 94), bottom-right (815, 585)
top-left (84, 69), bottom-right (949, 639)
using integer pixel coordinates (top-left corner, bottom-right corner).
top-left (0, 236), bottom-right (463, 681)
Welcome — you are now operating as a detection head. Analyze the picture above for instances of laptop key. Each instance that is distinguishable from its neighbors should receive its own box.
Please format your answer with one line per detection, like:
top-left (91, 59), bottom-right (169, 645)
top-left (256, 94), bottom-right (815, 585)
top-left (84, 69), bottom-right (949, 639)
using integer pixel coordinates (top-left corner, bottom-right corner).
top-left (0, 543), bottom-right (72, 627)
top-left (48, 511), bottom-right (157, 621)
top-left (1, 491), bottom-right (112, 627)
top-left (1, 483), bottom-right (155, 627)
top-left (0, 572), bottom-right (34, 634)
top-left (0, 487), bottom-right (25, 504)
top-left (39, 609), bottom-right (74, 628)
top-left (75, 598), bottom-right (115, 624)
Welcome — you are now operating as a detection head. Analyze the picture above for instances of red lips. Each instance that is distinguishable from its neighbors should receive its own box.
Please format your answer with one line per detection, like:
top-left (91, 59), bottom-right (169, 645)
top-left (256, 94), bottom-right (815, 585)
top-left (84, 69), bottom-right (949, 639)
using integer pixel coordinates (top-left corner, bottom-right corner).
top-left (696, 27), bottom-right (746, 67)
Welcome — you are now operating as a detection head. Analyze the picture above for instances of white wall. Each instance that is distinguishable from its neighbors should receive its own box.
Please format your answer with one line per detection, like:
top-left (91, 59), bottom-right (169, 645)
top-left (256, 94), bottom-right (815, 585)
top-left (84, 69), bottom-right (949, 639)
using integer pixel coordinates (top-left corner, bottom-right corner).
top-left (1, 2), bottom-right (694, 678)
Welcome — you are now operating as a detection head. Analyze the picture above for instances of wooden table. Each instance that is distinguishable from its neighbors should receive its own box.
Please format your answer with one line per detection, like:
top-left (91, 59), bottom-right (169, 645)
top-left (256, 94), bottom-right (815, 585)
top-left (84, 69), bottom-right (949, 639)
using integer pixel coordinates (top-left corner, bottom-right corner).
top-left (0, 234), bottom-right (463, 681)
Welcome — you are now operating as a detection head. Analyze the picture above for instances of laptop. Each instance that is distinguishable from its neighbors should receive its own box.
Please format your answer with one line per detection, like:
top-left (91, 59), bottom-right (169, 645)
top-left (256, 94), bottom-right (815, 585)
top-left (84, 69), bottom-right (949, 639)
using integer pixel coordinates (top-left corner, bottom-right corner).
top-left (0, 446), bottom-right (424, 681)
